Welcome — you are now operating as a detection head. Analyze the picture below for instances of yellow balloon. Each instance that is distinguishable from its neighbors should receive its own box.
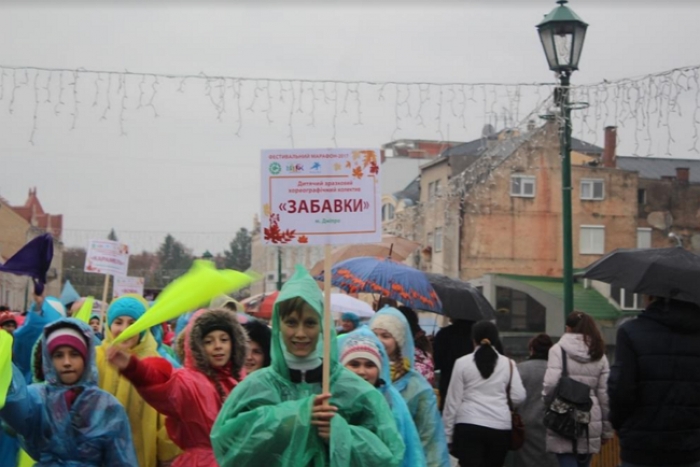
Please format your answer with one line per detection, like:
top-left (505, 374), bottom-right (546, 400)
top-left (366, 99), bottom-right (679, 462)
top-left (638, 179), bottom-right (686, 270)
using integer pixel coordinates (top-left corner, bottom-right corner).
top-left (0, 329), bottom-right (13, 409)
top-left (74, 296), bottom-right (95, 324)
top-left (18, 449), bottom-right (36, 467)
top-left (112, 261), bottom-right (253, 344)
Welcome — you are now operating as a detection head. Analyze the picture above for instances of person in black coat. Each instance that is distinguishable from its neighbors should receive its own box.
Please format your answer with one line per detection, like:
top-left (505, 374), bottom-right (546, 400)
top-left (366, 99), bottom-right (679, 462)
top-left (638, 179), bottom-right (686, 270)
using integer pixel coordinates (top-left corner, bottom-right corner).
top-left (608, 296), bottom-right (700, 467)
top-left (432, 318), bottom-right (475, 411)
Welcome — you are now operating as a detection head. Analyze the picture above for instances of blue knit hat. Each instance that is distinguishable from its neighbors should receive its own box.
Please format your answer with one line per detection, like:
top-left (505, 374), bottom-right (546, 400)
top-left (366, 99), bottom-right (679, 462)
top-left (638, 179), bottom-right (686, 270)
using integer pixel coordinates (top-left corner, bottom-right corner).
top-left (341, 312), bottom-right (360, 326)
top-left (107, 297), bottom-right (146, 327)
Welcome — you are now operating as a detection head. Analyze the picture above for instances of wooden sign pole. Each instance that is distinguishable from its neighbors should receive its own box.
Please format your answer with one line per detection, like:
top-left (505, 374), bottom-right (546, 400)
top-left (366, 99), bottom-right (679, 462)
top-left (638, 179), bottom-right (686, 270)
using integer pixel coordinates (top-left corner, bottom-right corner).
top-left (100, 274), bottom-right (110, 330)
top-left (322, 244), bottom-right (332, 395)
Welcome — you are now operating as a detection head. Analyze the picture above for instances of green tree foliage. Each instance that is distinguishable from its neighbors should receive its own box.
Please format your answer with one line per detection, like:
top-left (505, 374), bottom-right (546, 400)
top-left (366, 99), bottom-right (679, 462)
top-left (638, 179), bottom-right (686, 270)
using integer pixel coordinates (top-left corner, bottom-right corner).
top-left (155, 234), bottom-right (193, 287)
top-left (223, 228), bottom-right (252, 271)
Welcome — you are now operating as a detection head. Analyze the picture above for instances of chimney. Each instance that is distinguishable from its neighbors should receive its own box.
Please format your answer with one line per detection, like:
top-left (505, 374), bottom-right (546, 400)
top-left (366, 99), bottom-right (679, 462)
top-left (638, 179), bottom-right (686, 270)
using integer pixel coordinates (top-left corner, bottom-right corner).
top-left (676, 167), bottom-right (690, 184)
top-left (380, 149), bottom-right (386, 164)
top-left (602, 126), bottom-right (617, 168)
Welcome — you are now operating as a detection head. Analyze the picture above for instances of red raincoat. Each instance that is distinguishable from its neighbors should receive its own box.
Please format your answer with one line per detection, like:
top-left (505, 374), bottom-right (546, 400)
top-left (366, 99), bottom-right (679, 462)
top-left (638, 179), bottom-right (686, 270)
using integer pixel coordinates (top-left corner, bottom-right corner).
top-left (121, 309), bottom-right (248, 467)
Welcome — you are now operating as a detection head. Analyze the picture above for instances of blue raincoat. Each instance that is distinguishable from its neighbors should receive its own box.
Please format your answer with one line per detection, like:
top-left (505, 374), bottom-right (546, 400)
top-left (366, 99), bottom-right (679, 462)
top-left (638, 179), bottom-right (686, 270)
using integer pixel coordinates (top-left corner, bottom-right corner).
top-left (0, 318), bottom-right (138, 466)
top-left (338, 327), bottom-right (427, 467)
top-left (369, 307), bottom-right (450, 467)
top-left (13, 297), bottom-right (64, 384)
top-left (150, 324), bottom-right (182, 368)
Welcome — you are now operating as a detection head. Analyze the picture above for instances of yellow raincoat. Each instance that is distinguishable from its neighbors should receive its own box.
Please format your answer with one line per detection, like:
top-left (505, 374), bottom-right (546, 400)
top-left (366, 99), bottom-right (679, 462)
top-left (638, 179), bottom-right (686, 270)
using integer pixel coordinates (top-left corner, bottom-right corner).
top-left (96, 326), bottom-right (181, 467)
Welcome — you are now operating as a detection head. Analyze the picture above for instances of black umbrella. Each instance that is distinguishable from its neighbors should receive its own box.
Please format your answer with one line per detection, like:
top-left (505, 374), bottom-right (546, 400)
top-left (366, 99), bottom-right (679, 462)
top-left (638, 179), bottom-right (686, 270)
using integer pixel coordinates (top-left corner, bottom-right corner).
top-left (583, 246), bottom-right (700, 304)
top-left (424, 273), bottom-right (495, 321)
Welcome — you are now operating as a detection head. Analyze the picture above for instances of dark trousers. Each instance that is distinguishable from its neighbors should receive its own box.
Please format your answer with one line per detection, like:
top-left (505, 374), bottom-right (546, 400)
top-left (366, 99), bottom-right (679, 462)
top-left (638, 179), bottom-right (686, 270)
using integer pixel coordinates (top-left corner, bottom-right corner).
top-left (452, 423), bottom-right (511, 467)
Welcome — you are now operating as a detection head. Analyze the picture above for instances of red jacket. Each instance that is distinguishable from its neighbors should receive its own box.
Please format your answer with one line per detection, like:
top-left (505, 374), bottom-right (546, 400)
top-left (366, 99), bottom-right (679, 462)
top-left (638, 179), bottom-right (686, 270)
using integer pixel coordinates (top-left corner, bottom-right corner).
top-left (122, 309), bottom-right (248, 467)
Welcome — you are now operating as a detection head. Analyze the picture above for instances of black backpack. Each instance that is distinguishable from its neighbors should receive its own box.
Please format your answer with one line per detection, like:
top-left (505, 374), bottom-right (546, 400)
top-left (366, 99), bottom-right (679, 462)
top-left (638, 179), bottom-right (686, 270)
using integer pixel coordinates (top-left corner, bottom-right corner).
top-left (543, 348), bottom-right (593, 453)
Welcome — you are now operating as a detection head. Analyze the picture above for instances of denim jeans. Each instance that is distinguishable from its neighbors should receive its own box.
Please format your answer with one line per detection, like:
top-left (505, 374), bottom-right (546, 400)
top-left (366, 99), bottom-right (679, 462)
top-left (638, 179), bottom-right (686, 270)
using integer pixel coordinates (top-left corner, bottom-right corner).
top-left (556, 453), bottom-right (592, 467)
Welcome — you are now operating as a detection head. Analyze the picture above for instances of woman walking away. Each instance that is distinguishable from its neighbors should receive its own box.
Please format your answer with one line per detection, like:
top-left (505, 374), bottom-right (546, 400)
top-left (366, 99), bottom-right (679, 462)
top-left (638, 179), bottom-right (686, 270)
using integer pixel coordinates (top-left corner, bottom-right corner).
top-left (108, 307), bottom-right (249, 467)
top-left (211, 265), bottom-right (405, 467)
top-left (243, 319), bottom-right (271, 373)
top-left (370, 307), bottom-right (450, 467)
top-left (397, 306), bottom-right (435, 386)
top-left (443, 320), bottom-right (525, 467)
top-left (339, 327), bottom-right (428, 467)
top-left (96, 296), bottom-right (181, 467)
top-left (543, 312), bottom-right (613, 467)
top-left (513, 334), bottom-right (557, 467)
top-left (0, 318), bottom-right (137, 466)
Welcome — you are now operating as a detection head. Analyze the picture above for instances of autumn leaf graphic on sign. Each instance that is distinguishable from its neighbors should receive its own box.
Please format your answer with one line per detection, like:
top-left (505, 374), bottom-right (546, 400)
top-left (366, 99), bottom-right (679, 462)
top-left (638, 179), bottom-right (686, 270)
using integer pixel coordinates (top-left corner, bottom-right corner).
top-left (263, 215), bottom-right (296, 244)
top-left (298, 235), bottom-right (309, 244)
top-left (333, 163), bottom-right (342, 171)
top-left (263, 204), bottom-right (271, 216)
top-left (345, 161), bottom-right (352, 169)
top-left (362, 151), bottom-right (377, 168)
top-left (369, 161), bottom-right (379, 175)
top-left (352, 151), bottom-right (362, 161)
top-left (352, 166), bottom-right (364, 179)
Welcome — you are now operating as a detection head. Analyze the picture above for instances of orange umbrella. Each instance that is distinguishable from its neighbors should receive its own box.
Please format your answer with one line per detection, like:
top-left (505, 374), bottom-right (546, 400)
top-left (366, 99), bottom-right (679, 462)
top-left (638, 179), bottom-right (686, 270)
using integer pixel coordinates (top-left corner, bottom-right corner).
top-left (309, 235), bottom-right (419, 276)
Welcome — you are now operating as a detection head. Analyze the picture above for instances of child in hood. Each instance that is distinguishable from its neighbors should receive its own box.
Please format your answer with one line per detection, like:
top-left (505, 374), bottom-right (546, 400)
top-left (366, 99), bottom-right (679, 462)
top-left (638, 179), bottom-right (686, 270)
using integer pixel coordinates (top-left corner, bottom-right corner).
top-left (108, 307), bottom-right (249, 467)
top-left (370, 307), bottom-right (450, 467)
top-left (338, 327), bottom-right (427, 467)
top-left (211, 265), bottom-right (405, 467)
top-left (0, 318), bottom-right (137, 466)
top-left (95, 296), bottom-right (181, 467)
top-left (242, 319), bottom-right (271, 373)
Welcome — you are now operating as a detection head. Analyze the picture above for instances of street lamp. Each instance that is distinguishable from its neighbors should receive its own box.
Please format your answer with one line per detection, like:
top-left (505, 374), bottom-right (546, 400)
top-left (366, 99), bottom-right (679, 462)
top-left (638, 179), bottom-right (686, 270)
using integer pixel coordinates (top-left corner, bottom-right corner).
top-left (537, 0), bottom-right (588, 318)
top-left (201, 250), bottom-right (214, 262)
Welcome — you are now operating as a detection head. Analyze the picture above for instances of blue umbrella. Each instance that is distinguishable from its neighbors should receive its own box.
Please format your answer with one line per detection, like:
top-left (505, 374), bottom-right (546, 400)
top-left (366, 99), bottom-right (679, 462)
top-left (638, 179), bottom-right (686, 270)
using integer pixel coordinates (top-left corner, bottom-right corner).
top-left (315, 256), bottom-right (442, 313)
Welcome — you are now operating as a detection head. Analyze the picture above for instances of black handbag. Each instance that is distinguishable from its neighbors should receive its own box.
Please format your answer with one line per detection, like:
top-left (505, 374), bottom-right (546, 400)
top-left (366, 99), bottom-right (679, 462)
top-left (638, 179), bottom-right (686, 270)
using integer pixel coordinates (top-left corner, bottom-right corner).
top-left (543, 348), bottom-right (592, 453)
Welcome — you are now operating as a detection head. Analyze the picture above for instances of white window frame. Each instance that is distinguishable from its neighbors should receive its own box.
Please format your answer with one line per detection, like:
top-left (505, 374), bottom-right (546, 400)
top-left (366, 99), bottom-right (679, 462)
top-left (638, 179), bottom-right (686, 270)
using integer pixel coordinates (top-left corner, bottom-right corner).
top-left (580, 225), bottom-right (605, 255)
top-left (426, 232), bottom-right (434, 250)
top-left (619, 287), bottom-right (642, 310)
top-left (510, 175), bottom-right (536, 198)
top-left (580, 179), bottom-right (605, 200)
top-left (434, 227), bottom-right (443, 252)
top-left (382, 203), bottom-right (395, 222)
top-left (636, 227), bottom-right (652, 249)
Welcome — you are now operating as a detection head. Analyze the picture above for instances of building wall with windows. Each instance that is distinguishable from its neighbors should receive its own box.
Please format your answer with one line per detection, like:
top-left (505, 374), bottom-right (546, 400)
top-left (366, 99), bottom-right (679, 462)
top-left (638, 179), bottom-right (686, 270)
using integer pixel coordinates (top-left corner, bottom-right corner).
top-left (458, 123), bottom-right (639, 281)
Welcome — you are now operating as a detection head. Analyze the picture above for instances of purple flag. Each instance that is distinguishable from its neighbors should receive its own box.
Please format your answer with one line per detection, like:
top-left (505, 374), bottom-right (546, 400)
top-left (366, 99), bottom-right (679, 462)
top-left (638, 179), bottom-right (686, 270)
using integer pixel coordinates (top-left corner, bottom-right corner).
top-left (0, 233), bottom-right (54, 295)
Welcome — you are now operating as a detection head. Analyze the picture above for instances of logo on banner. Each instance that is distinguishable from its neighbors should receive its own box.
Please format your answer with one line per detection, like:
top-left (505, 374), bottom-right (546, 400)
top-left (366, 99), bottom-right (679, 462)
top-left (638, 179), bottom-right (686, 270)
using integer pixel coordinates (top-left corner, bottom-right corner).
top-left (269, 162), bottom-right (282, 175)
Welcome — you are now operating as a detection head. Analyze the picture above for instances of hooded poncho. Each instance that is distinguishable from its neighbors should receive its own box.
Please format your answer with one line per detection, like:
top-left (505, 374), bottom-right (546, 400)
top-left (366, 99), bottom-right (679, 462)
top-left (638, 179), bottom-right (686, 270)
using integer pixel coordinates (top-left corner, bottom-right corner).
top-left (369, 307), bottom-right (450, 467)
top-left (338, 327), bottom-right (427, 467)
top-left (0, 318), bottom-right (137, 466)
top-left (120, 307), bottom-right (249, 467)
top-left (13, 297), bottom-right (64, 384)
top-left (95, 297), bottom-right (181, 467)
top-left (211, 265), bottom-right (405, 467)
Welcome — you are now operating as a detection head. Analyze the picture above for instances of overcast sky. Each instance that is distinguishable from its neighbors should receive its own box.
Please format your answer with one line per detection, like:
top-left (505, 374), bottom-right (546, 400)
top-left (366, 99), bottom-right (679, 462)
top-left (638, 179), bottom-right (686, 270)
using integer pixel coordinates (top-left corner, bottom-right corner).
top-left (1, 1), bottom-right (699, 254)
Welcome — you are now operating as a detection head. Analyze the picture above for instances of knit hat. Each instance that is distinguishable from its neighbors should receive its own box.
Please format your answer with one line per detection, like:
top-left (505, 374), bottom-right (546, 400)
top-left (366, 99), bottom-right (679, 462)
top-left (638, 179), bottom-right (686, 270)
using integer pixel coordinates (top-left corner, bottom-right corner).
top-left (46, 325), bottom-right (88, 361)
top-left (340, 333), bottom-right (382, 371)
top-left (0, 311), bottom-right (17, 327)
top-left (341, 312), bottom-right (360, 325)
top-left (369, 314), bottom-right (406, 350)
top-left (107, 297), bottom-right (147, 327)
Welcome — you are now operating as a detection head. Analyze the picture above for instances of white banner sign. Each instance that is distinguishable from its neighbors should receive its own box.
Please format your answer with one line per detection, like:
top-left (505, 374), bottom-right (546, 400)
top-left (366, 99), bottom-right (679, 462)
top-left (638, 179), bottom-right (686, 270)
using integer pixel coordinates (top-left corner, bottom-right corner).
top-left (84, 239), bottom-right (130, 277)
top-left (261, 148), bottom-right (382, 245)
top-left (113, 276), bottom-right (145, 299)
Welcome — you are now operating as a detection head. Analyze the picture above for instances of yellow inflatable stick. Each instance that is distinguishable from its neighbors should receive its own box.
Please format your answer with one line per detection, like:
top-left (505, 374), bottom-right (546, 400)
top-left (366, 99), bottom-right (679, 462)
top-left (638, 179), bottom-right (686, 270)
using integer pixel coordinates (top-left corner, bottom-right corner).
top-left (18, 449), bottom-right (36, 467)
top-left (74, 296), bottom-right (95, 324)
top-left (112, 260), bottom-right (253, 344)
top-left (0, 329), bottom-right (13, 409)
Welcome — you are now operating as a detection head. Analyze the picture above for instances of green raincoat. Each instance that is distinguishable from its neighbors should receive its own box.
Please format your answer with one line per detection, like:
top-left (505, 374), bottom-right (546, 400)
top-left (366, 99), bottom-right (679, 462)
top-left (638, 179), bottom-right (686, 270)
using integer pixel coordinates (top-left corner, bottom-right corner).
top-left (211, 265), bottom-right (405, 467)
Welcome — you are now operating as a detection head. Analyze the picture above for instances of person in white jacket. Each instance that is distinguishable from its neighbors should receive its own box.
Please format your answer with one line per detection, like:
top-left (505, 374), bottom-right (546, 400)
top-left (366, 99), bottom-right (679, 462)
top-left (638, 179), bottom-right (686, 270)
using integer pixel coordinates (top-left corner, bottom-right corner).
top-left (542, 311), bottom-right (613, 467)
top-left (443, 320), bottom-right (526, 467)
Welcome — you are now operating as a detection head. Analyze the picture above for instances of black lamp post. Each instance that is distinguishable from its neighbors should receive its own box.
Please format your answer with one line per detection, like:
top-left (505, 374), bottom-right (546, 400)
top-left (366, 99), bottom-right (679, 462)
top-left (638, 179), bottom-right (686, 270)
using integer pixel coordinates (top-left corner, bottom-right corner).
top-left (537, 0), bottom-right (588, 318)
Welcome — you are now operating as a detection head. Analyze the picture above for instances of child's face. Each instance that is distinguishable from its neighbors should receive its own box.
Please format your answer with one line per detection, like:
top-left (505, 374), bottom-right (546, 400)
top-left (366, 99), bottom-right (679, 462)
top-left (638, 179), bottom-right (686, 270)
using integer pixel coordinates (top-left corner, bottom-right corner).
top-left (373, 328), bottom-right (398, 360)
top-left (1, 322), bottom-right (17, 335)
top-left (345, 358), bottom-right (379, 386)
top-left (280, 307), bottom-right (320, 358)
top-left (203, 330), bottom-right (232, 368)
top-left (51, 346), bottom-right (85, 385)
top-left (245, 340), bottom-right (265, 373)
top-left (110, 316), bottom-right (138, 348)
top-left (89, 319), bottom-right (101, 334)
